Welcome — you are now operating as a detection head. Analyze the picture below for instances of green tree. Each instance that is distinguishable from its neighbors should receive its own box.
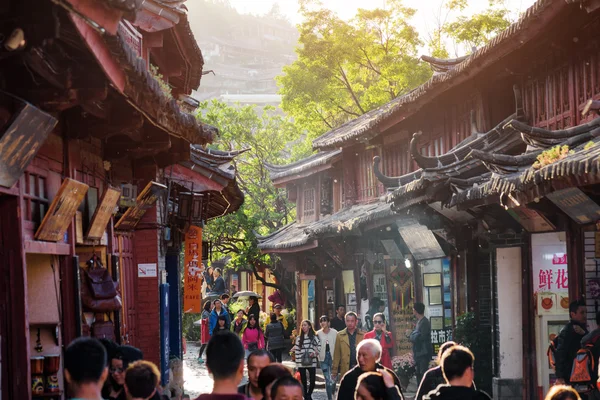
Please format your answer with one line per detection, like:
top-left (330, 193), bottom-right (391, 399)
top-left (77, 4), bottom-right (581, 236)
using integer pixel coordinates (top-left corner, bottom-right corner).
top-left (441, 0), bottom-right (512, 52)
top-left (278, 0), bottom-right (432, 136)
top-left (196, 100), bottom-right (308, 305)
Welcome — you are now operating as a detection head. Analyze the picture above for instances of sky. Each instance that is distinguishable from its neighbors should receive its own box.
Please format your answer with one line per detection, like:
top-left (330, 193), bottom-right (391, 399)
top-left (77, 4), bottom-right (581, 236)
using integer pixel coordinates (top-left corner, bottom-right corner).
top-left (226, 0), bottom-right (537, 55)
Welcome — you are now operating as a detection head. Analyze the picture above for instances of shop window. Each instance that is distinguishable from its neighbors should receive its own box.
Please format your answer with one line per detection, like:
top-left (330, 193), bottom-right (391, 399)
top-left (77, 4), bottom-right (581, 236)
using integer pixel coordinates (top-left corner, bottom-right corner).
top-left (23, 172), bottom-right (49, 228)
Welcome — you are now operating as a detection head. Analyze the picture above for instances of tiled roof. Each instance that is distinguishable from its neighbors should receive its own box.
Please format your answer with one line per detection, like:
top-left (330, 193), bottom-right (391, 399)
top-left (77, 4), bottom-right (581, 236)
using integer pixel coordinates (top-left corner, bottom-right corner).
top-left (258, 201), bottom-right (392, 251)
top-left (265, 150), bottom-right (342, 181)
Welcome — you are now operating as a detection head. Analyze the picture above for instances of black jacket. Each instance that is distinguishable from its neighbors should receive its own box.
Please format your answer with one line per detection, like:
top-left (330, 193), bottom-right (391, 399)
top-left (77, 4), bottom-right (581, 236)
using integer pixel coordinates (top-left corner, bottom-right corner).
top-left (424, 385), bottom-right (490, 400)
top-left (416, 366), bottom-right (477, 400)
top-left (338, 363), bottom-right (404, 400)
top-left (330, 316), bottom-right (346, 332)
top-left (555, 320), bottom-right (588, 382)
top-left (416, 366), bottom-right (445, 400)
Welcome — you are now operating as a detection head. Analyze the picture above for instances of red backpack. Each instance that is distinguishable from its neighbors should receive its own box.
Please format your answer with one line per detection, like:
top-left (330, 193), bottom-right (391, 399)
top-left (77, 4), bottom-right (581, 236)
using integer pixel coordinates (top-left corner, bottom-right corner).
top-left (569, 344), bottom-right (595, 393)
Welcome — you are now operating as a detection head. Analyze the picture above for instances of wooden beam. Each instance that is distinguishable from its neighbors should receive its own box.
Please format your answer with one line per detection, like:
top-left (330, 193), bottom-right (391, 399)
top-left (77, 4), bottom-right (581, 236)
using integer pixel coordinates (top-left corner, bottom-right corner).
top-left (260, 240), bottom-right (319, 254)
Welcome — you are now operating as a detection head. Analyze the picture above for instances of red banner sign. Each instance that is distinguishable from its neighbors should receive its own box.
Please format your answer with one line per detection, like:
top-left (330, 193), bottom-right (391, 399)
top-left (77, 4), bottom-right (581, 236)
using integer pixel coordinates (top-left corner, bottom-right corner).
top-left (184, 226), bottom-right (203, 313)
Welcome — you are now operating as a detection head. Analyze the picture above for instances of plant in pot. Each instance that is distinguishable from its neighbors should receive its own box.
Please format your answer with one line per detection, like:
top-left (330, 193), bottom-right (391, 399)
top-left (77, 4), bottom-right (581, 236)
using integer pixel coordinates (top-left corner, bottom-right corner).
top-left (392, 353), bottom-right (416, 390)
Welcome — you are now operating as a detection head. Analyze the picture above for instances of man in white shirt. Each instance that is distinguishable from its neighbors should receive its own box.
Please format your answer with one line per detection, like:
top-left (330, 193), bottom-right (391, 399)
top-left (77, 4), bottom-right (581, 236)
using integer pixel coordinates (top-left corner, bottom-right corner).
top-left (316, 315), bottom-right (338, 400)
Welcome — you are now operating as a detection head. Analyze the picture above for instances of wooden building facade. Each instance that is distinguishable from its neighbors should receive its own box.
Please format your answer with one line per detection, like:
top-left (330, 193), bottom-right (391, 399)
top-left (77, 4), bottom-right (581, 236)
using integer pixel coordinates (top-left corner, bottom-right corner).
top-left (0, 1), bottom-right (242, 399)
top-left (260, 1), bottom-right (600, 398)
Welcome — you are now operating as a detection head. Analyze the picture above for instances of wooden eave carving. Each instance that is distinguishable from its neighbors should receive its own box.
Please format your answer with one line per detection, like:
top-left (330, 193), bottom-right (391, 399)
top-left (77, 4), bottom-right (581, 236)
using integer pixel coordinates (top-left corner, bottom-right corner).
top-left (86, 187), bottom-right (121, 239)
top-left (114, 181), bottom-right (167, 230)
top-left (35, 178), bottom-right (89, 242)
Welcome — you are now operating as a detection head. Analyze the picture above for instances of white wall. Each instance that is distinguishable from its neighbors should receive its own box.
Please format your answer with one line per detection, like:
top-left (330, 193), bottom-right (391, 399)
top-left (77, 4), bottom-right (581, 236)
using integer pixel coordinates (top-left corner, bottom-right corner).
top-left (496, 247), bottom-right (523, 379)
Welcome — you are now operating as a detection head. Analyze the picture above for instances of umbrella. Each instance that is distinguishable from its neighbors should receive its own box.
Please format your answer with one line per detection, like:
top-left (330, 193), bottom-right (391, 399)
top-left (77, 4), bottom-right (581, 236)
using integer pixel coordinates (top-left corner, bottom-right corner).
top-left (233, 290), bottom-right (261, 299)
top-left (203, 293), bottom-right (221, 303)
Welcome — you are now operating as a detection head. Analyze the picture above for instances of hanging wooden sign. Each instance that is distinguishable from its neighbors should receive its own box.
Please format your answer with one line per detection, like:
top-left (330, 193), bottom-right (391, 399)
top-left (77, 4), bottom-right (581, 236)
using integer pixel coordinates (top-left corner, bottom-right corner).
top-left (115, 181), bottom-right (166, 231)
top-left (0, 98), bottom-right (57, 189)
top-left (35, 178), bottom-right (89, 242)
top-left (547, 188), bottom-right (600, 224)
top-left (87, 187), bottom-right (121, 240)
top-left (183, 225), bottom-right (203, 313)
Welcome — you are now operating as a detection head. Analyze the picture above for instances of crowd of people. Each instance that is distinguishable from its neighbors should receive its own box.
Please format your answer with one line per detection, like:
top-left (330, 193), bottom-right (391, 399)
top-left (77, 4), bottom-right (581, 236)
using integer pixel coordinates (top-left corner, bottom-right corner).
top-left (64, 336), bottom-right (168, 400)
top-left (63, 297), bottom-right (594, 400)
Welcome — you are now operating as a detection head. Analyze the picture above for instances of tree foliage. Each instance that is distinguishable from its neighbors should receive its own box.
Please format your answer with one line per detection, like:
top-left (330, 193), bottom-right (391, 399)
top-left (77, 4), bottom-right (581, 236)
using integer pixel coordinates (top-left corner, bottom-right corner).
top-left (441, 0), bottom-right (512, 53)
top-left (278, 0), bottom-right (432, 136)
top-left (195, 101), bottom-right (308, 303)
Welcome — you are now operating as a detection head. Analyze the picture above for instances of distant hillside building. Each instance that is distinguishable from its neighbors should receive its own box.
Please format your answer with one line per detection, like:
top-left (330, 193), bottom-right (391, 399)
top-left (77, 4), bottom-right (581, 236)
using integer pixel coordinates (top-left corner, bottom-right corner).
top-left (188, 2), bottom-right (298, 103)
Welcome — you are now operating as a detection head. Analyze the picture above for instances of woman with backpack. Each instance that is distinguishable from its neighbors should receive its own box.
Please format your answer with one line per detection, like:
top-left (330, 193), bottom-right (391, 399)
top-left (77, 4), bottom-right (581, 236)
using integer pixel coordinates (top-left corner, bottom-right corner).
top-left (293, 320), bottom-right (321, 400)
top-left (265, 312), bottom-right (286, 362)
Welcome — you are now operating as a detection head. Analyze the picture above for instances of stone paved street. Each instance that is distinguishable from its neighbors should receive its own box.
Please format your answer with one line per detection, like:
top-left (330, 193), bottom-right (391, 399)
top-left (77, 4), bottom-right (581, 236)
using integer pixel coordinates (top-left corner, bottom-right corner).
top-left (183, 342), bottom-right (417, 399)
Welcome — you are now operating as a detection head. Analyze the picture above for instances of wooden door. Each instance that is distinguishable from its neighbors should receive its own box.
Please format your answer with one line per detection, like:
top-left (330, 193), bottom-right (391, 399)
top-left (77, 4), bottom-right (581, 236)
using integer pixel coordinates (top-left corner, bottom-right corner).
top-left (117, 233), bottom-right (137, 346)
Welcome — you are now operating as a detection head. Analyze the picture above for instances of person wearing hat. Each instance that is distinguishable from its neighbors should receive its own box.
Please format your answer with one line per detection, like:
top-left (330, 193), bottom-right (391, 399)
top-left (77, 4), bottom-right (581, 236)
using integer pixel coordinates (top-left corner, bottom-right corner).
top-left (264, 304), bottom-right (288, 333)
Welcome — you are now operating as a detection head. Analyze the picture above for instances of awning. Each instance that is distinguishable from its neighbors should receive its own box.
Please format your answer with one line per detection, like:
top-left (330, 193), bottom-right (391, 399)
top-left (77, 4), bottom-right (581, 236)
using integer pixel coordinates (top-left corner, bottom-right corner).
top-left (397, 220), bottom-right (445, 261)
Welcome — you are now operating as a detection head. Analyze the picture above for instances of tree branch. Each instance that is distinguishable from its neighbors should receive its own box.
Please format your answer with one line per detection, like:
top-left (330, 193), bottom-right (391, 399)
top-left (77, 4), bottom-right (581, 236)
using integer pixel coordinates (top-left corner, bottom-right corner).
top-left (337, 64), bottom-right (366, 114)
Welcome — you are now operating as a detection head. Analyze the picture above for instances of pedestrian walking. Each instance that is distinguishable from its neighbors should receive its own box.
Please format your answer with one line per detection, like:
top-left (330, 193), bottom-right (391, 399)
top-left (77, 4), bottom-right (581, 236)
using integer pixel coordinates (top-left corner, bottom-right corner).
top-left (198, 301), bottom-right (212, 363)
top-left (222, 293), bottom-right (233, 320)
top-left (231, 310), bottom-right (248, 338)
top-left (270, 376), bottom-right (304, 400)
top-left (316, 315), bottom-right (337, 400)
top-left (204, 266), bottom-right (215, 293)
top-left (247, 296), bottom-right (261, 323)
top-left (293, 319), bottom-right (321, 400)
top-left (364, 298), bottom-right (386, 332)
top-left (264, 304), bottom-right (288, 334)
top-left (237, 350), bottom-right (274, 399)
top-left (65, 337), bottom-right (108, 400)
top-left (337, 339), bottom-right (402, 400)
top-left (124, 360), bottom-right (160, 400)
top-left (355, 370), bottom-right (404, 400)
top-left (209, 299), bottom-right (231, 336)
top-left (415, 342), bottom-right (457, 400)
top-left (408, 303), bottom-right (432, 384)
top-left (265, 313), bottom-right (286, 362)
top-left (581, 312), bottom-right (600, 397)
top-left (364, 313), bottom-right (393, 369)
top-left (195, 331), bottom-right (249, 400)
top-left (330, 305), bottom-right (346, 332)
top-left (555, 300), bottom-right (588, 385)
top-left (104, 345), bottom-right (144, 400)
top-left (212, 268), bottom-right (226, 295)
top-left (258, 363), bottom-right (293, 400)
top-left (215, 315), bottom-right (229, 333)
top-left (423, 345), bottom-right (490, 400)
top-left (243, 314), bottom-right (266, 358)
top-left (544, 385), bottom-right (581, 400)
top-left (332, 311), bottom-right (365, 382)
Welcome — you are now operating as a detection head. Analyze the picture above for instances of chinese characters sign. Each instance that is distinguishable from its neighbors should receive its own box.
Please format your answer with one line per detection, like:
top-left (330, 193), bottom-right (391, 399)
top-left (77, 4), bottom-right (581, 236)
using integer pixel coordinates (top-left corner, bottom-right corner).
top-left (532, 233), bottom-right (568, 316)
top-left (184, 226), bottom-right (203, 313)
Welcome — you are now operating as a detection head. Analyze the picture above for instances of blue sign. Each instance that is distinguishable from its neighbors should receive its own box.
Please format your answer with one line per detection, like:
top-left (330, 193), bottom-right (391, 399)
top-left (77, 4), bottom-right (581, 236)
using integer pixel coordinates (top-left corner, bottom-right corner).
top-left (159, 283), bottom-right (170, 386)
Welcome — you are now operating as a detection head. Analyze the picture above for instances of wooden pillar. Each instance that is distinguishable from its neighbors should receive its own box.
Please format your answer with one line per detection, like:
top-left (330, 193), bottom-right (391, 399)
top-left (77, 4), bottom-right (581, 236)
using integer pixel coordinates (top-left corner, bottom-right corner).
top-left (566, 220), bottom-right (584, 301)
top-left (520, 234), bottom-right (537, 400)
top-left (0, 196), bottom-right (31, 399)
